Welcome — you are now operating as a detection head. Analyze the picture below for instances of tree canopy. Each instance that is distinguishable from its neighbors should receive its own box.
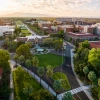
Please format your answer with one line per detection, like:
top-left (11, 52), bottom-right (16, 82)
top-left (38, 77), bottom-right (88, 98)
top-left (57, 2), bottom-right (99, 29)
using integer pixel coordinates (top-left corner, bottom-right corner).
top-left (16, 44), bottom-right (32, 59)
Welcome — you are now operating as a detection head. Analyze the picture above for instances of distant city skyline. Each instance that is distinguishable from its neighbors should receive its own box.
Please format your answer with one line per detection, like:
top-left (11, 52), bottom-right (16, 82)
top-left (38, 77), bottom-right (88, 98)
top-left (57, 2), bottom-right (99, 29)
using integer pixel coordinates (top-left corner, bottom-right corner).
top-left (0, 0), bottom-right (100, 17)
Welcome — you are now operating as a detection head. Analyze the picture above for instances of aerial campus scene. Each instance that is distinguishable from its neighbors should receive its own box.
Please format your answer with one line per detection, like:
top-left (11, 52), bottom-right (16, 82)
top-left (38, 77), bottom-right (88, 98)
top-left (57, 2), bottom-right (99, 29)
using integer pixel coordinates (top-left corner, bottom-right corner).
top-left (0, 0), bottom-right (100, 100)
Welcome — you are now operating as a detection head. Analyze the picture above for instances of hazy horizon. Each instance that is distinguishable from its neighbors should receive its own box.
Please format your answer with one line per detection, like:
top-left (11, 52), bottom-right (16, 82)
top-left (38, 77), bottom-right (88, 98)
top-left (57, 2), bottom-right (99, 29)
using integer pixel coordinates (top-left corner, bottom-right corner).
top-left (0, 0), bottom-right (100, 18)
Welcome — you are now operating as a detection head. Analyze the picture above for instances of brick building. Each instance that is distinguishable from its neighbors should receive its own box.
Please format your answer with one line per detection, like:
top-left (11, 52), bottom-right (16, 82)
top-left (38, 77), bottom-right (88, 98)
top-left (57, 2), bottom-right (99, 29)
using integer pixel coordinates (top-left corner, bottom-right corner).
top-left (67, 32), bottom-right (97, 41)
top-left (90, 41), bottom-right (100, 48)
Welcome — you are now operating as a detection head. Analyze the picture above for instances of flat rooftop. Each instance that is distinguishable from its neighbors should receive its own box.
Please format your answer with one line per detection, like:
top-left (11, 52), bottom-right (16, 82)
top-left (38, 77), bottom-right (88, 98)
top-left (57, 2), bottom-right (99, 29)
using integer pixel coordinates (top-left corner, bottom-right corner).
top-left (68, 32), bottom-right (96, 37)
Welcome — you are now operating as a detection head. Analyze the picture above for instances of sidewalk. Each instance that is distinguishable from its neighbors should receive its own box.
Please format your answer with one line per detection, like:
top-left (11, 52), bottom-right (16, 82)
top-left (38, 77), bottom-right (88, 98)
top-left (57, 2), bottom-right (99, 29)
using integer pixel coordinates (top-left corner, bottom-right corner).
top-left (9, 60), bottom-right (15, 100)
top-left (70, 49), bottom-right (94, 100)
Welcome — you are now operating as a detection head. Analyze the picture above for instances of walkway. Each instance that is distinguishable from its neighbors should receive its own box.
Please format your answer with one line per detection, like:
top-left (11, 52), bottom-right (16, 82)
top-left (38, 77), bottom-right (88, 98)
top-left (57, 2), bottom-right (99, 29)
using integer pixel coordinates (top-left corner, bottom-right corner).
top-left (58, 85), bottom-right (90, 99)
top-left (9, 60), bottom-right (15, 100)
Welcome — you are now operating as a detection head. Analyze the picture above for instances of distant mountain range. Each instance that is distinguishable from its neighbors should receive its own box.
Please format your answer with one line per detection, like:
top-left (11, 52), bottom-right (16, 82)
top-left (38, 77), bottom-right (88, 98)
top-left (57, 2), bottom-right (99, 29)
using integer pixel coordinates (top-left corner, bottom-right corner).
top-left (0, 12), bottom-right (54, 17)
top-left (0, 12), bottom-right (100, 18)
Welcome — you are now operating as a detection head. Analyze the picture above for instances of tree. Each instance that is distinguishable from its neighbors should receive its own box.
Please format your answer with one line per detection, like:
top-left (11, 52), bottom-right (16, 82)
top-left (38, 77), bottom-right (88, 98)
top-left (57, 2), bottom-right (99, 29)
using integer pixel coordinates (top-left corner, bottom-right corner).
top-left (88, 71), bottom-right (96, 88)
top-left (53, 39), bottom-right (63, 52)
top-left (32, 56), bottom-right (39, 67)
top-left (8, 41), bottom-right (18, 51)
top-left (14, 54), bottom-right (19, 65)
top-left (0, 50), bottom-right (10, 68)
top-left (43, 38), bottom-right (53, 48)
top-left (14, 27), bottom-right (21, 36)
top-left (0, 50), bottom-right (10, 99)
top-left (63, 92), bottom-right (73, 100)
top-left (25, 59), bottom-right (31, 69)
top-left (15, 66), bottom-right (24, 83)
top-left (88, 48), bottom-right (100, 72)
top-left (46, 65), bottom-right (53, 79)
top-left (83, 66), bottom-right (89, 84)
top-left (53, 80), bottom-right (62, 92)
top-left (16, 44), bottom-right (32, 59)
top-left (46, 65), bottom-right (53, 89)
top-left (26, 42), bottom-right (32, 48)
top-left (23, 84), bottom-right (34, 99)
top-left (81, 40), bottom-right (90, 48)
top-left (37, 67), bottom-right (45, 84)
top-left (32, 89), bottom-right (56, 100)
top-left (19, 55), bottom-right (25, 64)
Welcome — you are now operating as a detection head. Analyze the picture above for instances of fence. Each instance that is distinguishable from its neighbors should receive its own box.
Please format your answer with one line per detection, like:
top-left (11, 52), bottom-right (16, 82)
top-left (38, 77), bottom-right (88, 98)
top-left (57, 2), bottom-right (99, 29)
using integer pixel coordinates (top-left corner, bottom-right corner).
top-left (22, 67), bottom-right (57, 97)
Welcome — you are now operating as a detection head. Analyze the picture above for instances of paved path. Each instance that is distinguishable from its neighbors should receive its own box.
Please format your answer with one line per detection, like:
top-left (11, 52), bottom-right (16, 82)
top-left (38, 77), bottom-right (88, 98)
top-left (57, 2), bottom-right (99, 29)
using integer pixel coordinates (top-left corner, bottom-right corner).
top-left (9, 60), bottom-right (15, 100)
top-left (58, 85), bottom-right (90, 99)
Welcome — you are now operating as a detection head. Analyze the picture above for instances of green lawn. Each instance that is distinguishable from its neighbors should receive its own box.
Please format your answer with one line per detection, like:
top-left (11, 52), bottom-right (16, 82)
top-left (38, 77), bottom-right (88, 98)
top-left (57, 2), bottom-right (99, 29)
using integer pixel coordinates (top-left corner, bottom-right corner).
top-left (21, 29), bottom-right (31, 36)
top-left (13, 67), bottom-right (43, 100)
top-left (36, 53), bottom-right (62, 68)
top-left (52, 72), bottom-right (71, 90)
top-left (16, 21), bottom-right (23, 25)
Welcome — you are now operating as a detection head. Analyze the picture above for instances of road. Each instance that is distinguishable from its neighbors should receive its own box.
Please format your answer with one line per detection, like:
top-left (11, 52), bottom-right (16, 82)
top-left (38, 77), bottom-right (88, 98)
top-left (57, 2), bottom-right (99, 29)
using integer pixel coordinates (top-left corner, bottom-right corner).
top-left (24, 24), bottom-right (37, 36)
top-left (55, 41), bottom-right (90, 100)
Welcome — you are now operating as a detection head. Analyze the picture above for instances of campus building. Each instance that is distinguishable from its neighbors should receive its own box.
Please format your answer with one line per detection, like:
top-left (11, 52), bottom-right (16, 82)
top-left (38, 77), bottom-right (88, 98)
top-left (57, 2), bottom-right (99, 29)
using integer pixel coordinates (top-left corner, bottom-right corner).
top-left (0, 26), bottom-right (15, 36)
top-left (67, 32), bottom-right (97, 41)
top-left (90, 41), bottom-right (100, 49)
top-left (16, 35), bottom-right (49, 45)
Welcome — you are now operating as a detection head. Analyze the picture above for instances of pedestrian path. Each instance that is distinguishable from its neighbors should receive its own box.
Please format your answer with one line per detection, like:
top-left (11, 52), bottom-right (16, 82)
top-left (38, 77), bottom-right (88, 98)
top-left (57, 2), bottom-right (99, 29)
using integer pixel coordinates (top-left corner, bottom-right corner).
top-left (58, 85), bottom-right (90, 99)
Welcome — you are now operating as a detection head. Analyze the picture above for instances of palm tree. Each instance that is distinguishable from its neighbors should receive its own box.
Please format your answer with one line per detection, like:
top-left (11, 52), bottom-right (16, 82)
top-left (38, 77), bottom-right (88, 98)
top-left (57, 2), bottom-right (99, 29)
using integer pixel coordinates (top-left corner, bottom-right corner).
top-left (83, 66), bottom-right (89, 84)
top-left (23, 84), bottom-right (34, 99)
top-left (88, 71), bottom-right (96, 88)
top-left (63, 92), bottom-right (73, 100)
top-left (37, 67), bottom-right (45, 84)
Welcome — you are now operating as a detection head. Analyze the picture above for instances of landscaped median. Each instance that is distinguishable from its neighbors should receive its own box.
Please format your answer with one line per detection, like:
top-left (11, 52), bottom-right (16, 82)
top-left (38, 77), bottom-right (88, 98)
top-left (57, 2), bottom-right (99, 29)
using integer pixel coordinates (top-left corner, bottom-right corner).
top-left (13, 66), bottom-right (56, 100)
top-left (52, 72), bottom-right (71, 91)
top-left (16, 21), bottom-right (31, 36)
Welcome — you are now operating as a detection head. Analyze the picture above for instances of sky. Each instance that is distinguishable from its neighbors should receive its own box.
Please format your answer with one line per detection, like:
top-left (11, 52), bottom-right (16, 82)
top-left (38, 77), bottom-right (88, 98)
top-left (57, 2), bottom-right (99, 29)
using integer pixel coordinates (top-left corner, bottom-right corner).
top-left (0, 0), bottom-right (100, 17)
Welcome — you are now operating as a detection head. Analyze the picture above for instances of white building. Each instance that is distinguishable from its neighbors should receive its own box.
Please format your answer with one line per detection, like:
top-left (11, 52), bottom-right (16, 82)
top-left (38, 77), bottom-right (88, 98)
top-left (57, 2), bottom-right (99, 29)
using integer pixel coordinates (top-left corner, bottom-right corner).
top-left (0, 26), bottom-right (15, 36)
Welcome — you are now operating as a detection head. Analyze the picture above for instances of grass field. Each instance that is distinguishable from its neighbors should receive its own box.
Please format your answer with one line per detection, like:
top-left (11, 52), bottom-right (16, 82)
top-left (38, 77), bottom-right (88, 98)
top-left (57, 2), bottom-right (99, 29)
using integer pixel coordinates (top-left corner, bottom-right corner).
top-left (16, 21), bottom-right (23, 25)
top-left (21, 29), bottom-right (31, 36)
top-left (13, 67), bottom-right (43, 100)
top-left (52, 72), bottom-right (71, 90)
top-left (36, 53), bottom-right (62, 68)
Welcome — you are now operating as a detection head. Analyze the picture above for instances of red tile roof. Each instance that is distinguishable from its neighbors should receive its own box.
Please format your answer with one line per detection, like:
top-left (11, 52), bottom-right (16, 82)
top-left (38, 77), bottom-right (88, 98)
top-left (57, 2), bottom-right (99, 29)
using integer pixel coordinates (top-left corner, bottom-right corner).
top-left (0, 68), bottom-right (2, 78)
top-left (90, 42), bottom-right (100, 48)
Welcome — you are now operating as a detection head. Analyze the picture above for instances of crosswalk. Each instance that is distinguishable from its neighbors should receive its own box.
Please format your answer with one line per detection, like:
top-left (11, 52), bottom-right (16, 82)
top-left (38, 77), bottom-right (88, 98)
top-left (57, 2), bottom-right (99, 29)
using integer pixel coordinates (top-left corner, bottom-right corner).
top-left (58, 85), bottom-right (90, 99)
top-left (70, 87), bottom-right (83, 94)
